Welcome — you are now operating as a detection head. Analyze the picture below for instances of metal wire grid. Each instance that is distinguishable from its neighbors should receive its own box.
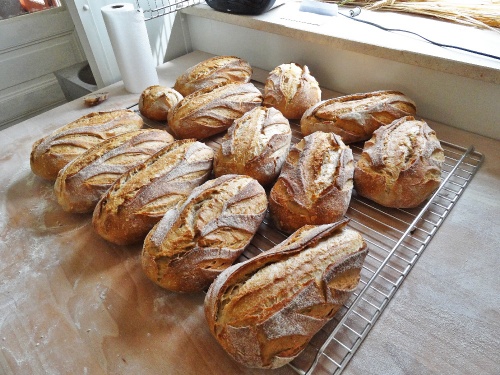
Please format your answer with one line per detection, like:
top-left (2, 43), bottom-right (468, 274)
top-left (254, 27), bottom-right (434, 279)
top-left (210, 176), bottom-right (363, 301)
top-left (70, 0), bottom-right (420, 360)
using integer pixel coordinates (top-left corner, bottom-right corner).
top-left (136, 0), bottom-right (203, 20)
top-left (130, 98), bottom-right (483, 374)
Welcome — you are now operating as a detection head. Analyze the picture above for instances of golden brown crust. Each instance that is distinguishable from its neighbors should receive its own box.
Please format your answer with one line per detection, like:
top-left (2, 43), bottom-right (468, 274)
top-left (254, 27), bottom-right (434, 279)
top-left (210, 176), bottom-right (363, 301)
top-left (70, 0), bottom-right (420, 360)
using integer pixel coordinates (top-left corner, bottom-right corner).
top-left (300, 90), bottom-right (417, 144)
top-left (54, 129), bottom-right (174, 213)
top-left (142, 174), bottom-right (268, 293)
top-left (263, 63), bottom-right (321, 119)
top-left (30, 110), bottom-right (144, 181)
top-left (173, 55), bottom-right (252, 96)
top-left (204, 219), bottom-right (368, 369)
top-left (139, 85), bottom-right (183, 122)
top-left (92, 139), bottom-right (214, 245)
top-left (213, 106), bottom-right (292, 186)
top-left (269, 131), bottom-right (354, 233)
top-left (354, 116), bottom-right (444, 208)
top-left (168, 82), bottom-right (263, 140)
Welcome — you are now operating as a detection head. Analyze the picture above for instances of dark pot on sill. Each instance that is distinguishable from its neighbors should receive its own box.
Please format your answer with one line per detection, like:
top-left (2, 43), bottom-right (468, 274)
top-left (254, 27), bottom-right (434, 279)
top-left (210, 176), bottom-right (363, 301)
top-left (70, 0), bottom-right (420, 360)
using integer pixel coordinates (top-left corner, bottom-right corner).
top-left (206, 0), bottom-right (277, 15)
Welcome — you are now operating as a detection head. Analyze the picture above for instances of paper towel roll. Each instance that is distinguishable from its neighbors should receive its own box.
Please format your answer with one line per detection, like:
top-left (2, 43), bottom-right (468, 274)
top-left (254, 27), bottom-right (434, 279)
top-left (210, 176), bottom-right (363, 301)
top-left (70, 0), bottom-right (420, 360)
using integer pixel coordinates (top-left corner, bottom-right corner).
top-left (101, 3), bottom-right (159, 93)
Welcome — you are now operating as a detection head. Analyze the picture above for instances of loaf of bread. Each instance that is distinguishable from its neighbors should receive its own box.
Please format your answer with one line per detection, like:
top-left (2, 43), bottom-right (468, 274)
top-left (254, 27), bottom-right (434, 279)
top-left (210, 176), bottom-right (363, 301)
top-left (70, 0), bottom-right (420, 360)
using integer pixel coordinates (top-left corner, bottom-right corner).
top-left (204, 219), bottom-right (368, 369)
top-left (354, 116), bottom-right (444, 208)
top-left (92, 139), bottom-right (214, 245)
top-left (142, 174), bottom-right (268, 293)
top-left (263, 63), bottom-right (321, 119)
top-left (30, 109), bottom-right (144, 180)
top-left (139, 85), bottom-right (183, 122)
top-left (54, 129), bottom-right (174, 213)
top-left (269, 131), bottom-right (354, 233)
top-left (213, 106), bottom-right (291, 186)
top-left (168, 82), bottom-right (263, 140)
top-left (300, 90), bottom-right (417, 144)
top-left (173, 55), bottom-right (252, 96)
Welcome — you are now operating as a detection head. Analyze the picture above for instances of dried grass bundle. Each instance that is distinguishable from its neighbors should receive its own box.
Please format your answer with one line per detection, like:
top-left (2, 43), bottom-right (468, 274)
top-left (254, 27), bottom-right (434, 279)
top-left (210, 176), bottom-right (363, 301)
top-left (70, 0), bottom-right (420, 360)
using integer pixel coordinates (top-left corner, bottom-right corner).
top-left (324, 0), bottom-right (500, 30)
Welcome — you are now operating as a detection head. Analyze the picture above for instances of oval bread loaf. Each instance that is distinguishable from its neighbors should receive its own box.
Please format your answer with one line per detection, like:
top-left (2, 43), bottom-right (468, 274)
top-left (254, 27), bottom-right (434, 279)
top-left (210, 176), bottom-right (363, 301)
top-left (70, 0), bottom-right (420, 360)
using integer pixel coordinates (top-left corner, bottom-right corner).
top-left (204, 219), bottom-right (368, 369)
top-left (30, 109), bottom-right (144, 181)
top-left (269, 131), bottom-right (354, 233)
top-left (214, 106), bottom-right (292, 186)
top-left (139, 85), bottom-right (183, 122)
top-left (142, 174), bottom-right (268, 293)
top-left (173, 55), bottom-right (252, 97)
top-left (54, 129), bottom-right (174, 213)
top-left (168, 82), bottom-right (263, 140)
top-left (92, 139), bottom-right (214, 245)
top-left (354, 116), bottom-right (444, 208)
top-left (263, 63), bottom-right (321, 119)
top-left (300, 90), bottom-right (417, 143)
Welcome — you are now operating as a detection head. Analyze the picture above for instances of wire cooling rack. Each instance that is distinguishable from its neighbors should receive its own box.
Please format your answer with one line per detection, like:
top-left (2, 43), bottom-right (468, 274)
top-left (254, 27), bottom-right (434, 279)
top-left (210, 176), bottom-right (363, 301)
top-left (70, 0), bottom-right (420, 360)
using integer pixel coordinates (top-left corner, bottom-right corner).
top-left (136, 0), bottom-right (202, 20)
top-left (130, 85), bottom-right (484, 374)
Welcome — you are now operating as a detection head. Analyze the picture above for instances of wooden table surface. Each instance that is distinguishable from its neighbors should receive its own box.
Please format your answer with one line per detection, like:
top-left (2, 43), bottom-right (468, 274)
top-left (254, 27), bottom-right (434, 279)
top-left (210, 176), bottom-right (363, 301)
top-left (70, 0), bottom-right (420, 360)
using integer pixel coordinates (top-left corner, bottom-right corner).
top-left (1, 51), bottom-right (499, 375)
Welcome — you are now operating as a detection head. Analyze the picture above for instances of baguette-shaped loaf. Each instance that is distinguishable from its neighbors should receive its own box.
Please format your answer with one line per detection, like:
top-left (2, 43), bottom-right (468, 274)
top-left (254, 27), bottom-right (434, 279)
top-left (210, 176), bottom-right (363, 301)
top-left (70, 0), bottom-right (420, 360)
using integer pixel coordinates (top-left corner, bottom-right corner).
top-left (354, 116), bottom-right (444, 208)
top-left (300, 90), bottom-right (417, 143)
top-left (92, 139), bottom-right (214, 245)
top-left (269, 131), bottom-right (354, 233)
top-left (142, 174), bottom-right (268, 293)
top-left (214, 106), bottom-right (292, 186)
top-left (54, 129), bottom-right (174, 213)
top-left (30, 109), bottom-right (144, 180)
top-left (139, 85), bottom-right (183, 122)
top-left (168, 82), bottom-right (263, 140)
top-left (173, 55), bottom-right (252, 96)
top-left (263, 63), bottom-right (321, 119)
top-left (204, 219), bottom-right (368, 369)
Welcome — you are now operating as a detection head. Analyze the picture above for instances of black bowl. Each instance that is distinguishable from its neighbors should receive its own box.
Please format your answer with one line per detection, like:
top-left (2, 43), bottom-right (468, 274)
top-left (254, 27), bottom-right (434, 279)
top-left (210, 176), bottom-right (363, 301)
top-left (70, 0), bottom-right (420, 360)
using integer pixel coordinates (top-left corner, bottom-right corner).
top-left (206, 0), bottom-right (277, 15)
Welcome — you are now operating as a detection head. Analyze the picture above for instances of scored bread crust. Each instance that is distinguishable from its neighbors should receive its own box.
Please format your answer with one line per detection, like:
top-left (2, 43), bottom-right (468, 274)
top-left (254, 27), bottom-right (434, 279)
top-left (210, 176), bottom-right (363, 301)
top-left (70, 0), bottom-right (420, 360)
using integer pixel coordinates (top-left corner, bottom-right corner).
top-left (300, 90), bottom-right (417, 144)
top-left (92, 139), bottom-right (214, 245)
top-left (168, 82), bottom-right (263, 140)
top-left (30, 109), bottom-right (144, 181)
top-left (173, 55), bottom-right (253, 97)
top-left (263, 63), bottom-right (321, 119)
top-left (142, 174), bottom-right (268, 293)
top-left (214, 106), bottom-right (292, 186)
top-left (139, 85), bottom-right (183, 122)
top-left (204, 219), bottom-right (368, 369)
top-left (269, 131), bottom-right (354, 233)
top-left (354, 116), bottom-right (444, 208)
top-left (54, 129), bottom-right (174, 213)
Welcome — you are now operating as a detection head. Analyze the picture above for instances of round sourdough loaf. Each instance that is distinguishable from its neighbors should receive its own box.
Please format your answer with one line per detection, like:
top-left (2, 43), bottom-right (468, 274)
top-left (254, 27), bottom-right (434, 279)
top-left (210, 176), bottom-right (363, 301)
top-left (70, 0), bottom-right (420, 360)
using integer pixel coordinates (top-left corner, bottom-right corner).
top-left (92, 139), bottom-right (214, 245)
top-left (139, 85), bottom-right (183, 122)
top-left (354, 116), bottom-right (444, 208)
top-left (300, 90), bottom-right (416, 143)
top-left (173, 55), bottom-right (252, 96)
top-left (269, 131), bottom-right (354, 233)
top-left (142, 174), bottom-right (268, 293)
top-left (168, 82), bottom-right (263, 140)
top-left (30, 109), bottom-right (144, 181)
top-left (263, 63), bottom-right (321, 119)
top-left (214, 106), bottom-right (291, 186)
top-left (204, 219), bottom-right (368, 369)
top-left (54, 129), bottom-right (174, 213)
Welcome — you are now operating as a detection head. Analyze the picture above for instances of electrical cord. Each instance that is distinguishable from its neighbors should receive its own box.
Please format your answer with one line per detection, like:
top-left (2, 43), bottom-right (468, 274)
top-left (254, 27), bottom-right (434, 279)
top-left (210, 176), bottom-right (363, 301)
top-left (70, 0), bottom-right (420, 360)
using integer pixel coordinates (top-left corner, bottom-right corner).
top-left (340, 7), bottom-right (500, 61)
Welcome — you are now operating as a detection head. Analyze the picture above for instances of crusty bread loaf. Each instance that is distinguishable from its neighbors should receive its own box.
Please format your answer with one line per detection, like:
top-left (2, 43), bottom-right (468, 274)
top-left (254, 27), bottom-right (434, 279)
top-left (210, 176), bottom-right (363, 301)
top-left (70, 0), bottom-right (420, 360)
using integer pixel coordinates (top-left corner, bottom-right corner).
top-left (269, 131), bottom-right (354, 233)
top-left (139, 85), bottom-right (183, 122)
top-left (142, 174), bottom-right (268, 293)
top-left (263, 63), bottom-right (321, 119)
top-left (173, 55), bottom-right (252, 97)
top-left (300, 90), bottom-right (417, 143)
top-left (92, 139), bottom-right (214, 245)
top-left (354, 116), bottom-right (444, 208)
top-left (54, 129), bottom-right (174, 213)
top-left (204, 219), bottom-right (368, 369)
top-left (30, 109), bottom-right (143, 181)
top-left (213, 106), bottom-right (291, 186)
top-left (168, 82), bottom-right (263, 140)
